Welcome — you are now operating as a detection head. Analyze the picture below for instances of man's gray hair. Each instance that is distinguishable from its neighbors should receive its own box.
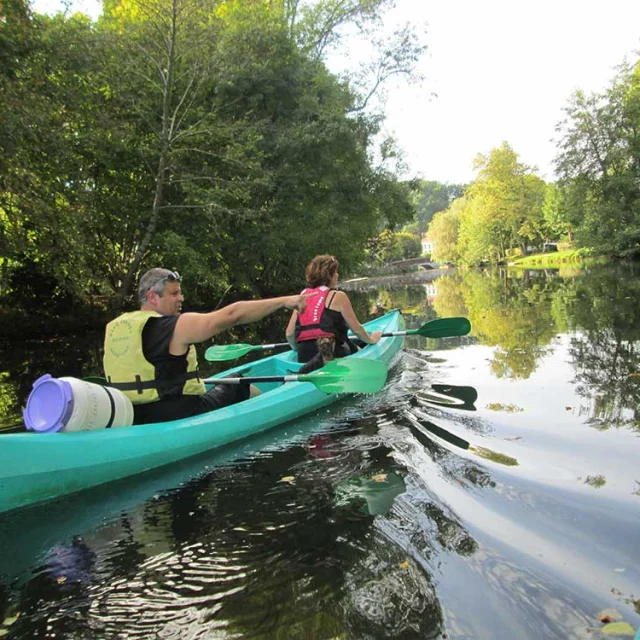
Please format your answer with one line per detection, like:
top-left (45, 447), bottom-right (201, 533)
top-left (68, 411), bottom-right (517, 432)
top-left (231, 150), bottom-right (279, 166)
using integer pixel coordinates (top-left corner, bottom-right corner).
top-left (138, 268), bottom-right (174, 306)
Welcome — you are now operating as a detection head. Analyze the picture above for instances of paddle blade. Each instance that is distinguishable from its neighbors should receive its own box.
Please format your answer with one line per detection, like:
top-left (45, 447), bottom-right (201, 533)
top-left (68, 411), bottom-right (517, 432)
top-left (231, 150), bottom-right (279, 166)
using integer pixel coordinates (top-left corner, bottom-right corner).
top-left (301, 358), bottom-right (388, 394)
top-left (204, 343), bottom-right (256, 361)
top-left (414, 317), bottom-right (471, 338)
top-left (431, 384), bottom-right (478, 409)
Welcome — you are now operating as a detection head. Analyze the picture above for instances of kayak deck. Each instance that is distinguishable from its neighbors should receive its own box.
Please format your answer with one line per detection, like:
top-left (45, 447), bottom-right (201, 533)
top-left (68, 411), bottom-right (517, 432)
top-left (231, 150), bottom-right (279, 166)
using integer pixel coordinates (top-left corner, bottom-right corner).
top-left (0, 310), bottom-right (405, 513)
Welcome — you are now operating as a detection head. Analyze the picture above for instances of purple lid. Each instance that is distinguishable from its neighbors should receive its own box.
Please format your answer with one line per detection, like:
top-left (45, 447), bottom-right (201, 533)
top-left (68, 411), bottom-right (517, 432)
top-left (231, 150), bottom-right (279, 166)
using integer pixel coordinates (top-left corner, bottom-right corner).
top-left (23, 374), bottom-right (74, 433)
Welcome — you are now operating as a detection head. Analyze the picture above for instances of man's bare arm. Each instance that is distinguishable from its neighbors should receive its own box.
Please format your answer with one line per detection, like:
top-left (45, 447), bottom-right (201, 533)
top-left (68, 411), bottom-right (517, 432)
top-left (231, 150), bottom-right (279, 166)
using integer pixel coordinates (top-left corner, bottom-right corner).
top-left (170, 295), bottom-right (311, 354)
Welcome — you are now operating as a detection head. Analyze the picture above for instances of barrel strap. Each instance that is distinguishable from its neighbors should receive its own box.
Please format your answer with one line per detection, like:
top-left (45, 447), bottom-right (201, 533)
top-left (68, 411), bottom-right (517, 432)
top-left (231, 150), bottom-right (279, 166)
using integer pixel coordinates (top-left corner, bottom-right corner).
top-left (101, 385), bottom-right (116, 429)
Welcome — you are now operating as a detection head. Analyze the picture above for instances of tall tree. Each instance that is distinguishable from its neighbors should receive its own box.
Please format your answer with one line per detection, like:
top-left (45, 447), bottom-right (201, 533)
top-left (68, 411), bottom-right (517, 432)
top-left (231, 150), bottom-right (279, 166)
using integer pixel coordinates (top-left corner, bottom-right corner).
top-left (555, 57), bottom-right (640, 257)
top-left (411, 181), bottom-right (464, 233)
top-left (428, 197), bottom-right (465, 263)
top-left (458, 142), bottom-right (545, 264)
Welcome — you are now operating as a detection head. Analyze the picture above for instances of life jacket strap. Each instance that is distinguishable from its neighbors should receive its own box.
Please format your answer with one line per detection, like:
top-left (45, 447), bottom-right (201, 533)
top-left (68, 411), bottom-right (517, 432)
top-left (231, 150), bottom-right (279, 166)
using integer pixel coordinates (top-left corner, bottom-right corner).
top-left (107, 370), bottom-right (201, 394)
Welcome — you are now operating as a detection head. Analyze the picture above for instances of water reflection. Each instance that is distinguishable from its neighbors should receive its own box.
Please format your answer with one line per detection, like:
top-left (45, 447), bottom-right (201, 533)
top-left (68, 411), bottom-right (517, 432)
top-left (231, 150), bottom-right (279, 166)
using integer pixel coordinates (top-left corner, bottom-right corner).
top-left (347, 263), bottom-right (640, 430)
top-left (6, 422), bottom-right (443, 638)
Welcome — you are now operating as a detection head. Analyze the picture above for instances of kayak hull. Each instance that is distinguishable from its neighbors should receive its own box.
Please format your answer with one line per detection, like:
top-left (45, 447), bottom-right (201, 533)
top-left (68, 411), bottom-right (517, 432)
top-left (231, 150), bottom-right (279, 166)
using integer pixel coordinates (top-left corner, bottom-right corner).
top-left (0, 310), bottom-right (404, 513)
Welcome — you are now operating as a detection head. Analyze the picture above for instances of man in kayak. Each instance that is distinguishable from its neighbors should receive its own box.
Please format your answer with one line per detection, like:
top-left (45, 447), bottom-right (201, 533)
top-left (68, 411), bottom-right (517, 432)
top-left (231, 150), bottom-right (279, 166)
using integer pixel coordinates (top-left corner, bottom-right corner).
top-left (285, 255), bottom-right (382, 373)
top-left (104, 268), bottom-right (311, 424)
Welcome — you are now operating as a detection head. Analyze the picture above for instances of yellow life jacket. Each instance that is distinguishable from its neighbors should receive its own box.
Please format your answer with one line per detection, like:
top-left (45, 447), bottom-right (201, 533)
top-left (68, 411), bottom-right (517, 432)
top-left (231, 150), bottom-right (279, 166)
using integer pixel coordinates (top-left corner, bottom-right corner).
top-left (103, 310), bottom-right (205, 405)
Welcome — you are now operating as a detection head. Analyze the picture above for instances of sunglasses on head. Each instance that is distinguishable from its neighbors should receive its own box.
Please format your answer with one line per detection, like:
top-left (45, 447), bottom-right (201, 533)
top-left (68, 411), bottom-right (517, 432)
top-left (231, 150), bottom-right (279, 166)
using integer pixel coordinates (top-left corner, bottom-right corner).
top-left (148, 270), bottom-right (181, 294)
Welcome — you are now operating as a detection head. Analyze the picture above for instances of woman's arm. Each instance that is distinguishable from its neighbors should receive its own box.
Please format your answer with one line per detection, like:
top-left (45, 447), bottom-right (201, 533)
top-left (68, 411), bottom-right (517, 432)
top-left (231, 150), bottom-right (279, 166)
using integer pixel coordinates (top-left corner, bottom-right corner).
top-left (285, 310), bottom-right (298, 350)
top-left (333, 292), bottom-right (381, 345)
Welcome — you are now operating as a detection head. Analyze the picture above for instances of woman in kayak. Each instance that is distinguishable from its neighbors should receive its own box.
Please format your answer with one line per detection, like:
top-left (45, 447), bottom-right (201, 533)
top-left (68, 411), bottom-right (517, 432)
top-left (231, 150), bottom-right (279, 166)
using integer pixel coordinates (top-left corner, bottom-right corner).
top-left (285, 255), bottom-right (382, 373)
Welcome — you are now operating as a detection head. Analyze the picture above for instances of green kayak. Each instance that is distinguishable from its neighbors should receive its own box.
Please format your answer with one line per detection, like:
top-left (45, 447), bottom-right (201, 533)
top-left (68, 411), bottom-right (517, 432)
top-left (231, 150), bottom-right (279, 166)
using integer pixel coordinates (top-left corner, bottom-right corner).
top-left (0, 310), bottom-right (405, 514)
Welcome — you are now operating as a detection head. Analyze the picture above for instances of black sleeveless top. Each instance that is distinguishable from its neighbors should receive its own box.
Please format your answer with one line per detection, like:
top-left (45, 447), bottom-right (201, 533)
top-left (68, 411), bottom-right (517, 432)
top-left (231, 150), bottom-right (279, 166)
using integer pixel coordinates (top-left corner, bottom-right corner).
top-left (132, 316), bottom-right (206, 424)
top-left (140, 315), bottom-right (192, 400)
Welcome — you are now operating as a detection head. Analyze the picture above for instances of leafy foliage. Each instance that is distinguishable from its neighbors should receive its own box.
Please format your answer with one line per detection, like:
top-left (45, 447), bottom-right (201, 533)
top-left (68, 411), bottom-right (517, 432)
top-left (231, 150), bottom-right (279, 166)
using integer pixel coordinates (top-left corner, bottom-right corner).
top-left (0, 0), bottom-right (422, 315)
top-left (365, 229), bottom-right (420, 265)
top-left (429, 197), bottom-right (465, 264)
top-left (410, 180), bottom-right (464, 233)
top-left (458, 143), bottom-right (546, 264)
top-left (555, 57), bottom-right (640, 257)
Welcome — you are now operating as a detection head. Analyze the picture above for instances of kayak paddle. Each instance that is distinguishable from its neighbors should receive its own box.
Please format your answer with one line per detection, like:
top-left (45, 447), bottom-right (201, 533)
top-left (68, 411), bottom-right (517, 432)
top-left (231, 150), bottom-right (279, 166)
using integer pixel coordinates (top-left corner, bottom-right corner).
top-left (431, 384), bottom-right (478, 405)
top-left (422, 384), bottom-right (478, 411)
top-left (204, 316), bottom-right (472, 362)
top-left (407, 413), bottom-right (518, 466)
top-left (85, 358), bottom-right (387, 395)
top-left (386, 316), bottom-right (471, 339)
top-left (204, 341), bottom-right (289, 362)
top-left (204, 358), bottom-right (388, 394)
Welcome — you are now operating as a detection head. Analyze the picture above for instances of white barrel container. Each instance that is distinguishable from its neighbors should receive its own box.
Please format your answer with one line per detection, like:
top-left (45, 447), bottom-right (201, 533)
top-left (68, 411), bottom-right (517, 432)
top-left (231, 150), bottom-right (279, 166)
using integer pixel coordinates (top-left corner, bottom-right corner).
top-left (23, 374), bottom-right (134, 433)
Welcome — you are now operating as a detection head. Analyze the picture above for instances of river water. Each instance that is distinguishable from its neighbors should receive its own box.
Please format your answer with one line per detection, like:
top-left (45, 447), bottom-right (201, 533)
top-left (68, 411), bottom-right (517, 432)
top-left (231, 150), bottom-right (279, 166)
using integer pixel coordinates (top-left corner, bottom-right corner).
top-left (0, 264), bottom-right (639, 639)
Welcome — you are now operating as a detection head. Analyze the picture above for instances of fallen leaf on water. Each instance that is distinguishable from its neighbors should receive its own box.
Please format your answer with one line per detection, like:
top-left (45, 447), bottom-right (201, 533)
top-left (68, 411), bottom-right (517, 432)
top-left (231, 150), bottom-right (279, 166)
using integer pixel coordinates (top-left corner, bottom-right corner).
top-left (400, 560), bottom-right (409, 569)
top-left (628, 373), bottom-right (640, 379)
top-left (565, 406), bottom-right (572, 411)
top-left (1, 614), bottom-right (19, 626)
top-left (0, 629), bottom-right (8, 637)
top-left (584, 475), bottom-right (606, 488)
top-left (600, 621), bottom-right (635, 635)
top-left (371, 474), bottom-right (388, 483)
top-left (486, 402), bottom-right (524, 413)
top-left (279, 476), bottom-right (296, 485)
top-left (469, 446), bottom-right (519, 467)
top-left (56, 576), bottom-right (67, 584)
top-left (597, 609), bottom-right (622, 623)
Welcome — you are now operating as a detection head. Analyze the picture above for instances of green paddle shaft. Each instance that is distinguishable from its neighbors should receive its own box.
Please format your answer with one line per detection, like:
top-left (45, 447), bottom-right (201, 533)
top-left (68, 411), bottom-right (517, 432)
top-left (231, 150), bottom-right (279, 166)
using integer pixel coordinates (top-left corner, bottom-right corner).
top-left (204, 342), bottom-right (289, 361)
top-left (204, 316), bottom-right (472, 362)
top-left (85, 359), bottom-right (387, 395)
top-left (205, 358), bottom-right (387, 394)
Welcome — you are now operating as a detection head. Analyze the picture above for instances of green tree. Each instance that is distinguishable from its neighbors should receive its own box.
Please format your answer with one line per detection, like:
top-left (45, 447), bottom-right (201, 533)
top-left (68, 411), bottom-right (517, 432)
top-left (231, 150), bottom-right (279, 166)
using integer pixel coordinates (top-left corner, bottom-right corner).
top-left (1, 11), bottom-right (131, 301)
top-left (1, 0), bottom-right (423, 318)
top-left (555, 57), bottom-right (640, 257)
top-left (458, 142), bottom-right (546, 264)
top-left (396, 231), bottom-right (421, 259)
top-left (428, 197), bottom-right (465, 263)
top-left (542, 182), bottom-right (572, 242)
top-left (410, 180), bottom-right (464, 233)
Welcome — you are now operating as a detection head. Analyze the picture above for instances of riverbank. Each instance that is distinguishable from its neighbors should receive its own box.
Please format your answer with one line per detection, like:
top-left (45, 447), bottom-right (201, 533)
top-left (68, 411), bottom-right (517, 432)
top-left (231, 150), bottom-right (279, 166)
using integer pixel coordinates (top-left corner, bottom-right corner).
top-left (508, 248), bottom-right (609, 268)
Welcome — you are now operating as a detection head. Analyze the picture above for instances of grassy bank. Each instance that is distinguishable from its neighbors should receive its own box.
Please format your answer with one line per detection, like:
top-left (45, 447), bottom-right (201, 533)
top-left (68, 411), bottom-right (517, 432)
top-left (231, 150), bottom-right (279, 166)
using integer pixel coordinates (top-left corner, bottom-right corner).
top-left (509, 249), bottom-right (609, 269)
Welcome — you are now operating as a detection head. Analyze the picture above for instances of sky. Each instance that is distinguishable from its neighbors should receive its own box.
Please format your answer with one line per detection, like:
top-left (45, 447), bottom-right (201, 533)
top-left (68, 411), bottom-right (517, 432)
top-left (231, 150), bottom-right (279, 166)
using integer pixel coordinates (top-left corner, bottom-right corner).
top-left (368, 0), bottom-right (640, 184)
top-left (31, 0), bottom-right (640, 185)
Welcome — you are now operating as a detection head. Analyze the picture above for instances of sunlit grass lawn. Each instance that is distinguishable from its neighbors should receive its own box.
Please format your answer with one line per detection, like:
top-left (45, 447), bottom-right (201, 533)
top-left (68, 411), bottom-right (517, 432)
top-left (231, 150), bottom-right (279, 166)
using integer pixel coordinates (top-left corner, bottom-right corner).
top-left (509, 249), bottom-right (609, 268)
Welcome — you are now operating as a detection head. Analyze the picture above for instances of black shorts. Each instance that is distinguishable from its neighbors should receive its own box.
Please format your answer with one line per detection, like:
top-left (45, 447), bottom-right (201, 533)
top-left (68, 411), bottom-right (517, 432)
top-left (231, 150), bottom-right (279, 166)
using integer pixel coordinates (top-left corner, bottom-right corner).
top-left (196, 381), bottom-right (251, 414)
top-left (133, 381), bottom-right (251, 425)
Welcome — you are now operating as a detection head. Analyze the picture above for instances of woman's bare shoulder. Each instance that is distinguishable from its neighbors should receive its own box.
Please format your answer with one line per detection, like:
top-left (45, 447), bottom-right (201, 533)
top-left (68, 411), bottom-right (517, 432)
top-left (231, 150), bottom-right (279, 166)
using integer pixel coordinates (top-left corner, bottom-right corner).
top-left (331, 289), bottom-right (350, 307)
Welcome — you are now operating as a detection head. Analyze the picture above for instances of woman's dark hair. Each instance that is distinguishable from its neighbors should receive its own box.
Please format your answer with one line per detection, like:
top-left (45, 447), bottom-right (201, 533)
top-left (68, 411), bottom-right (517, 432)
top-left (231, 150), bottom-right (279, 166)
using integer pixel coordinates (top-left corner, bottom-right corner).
top-left (305, 255), bottom-right (339, 288)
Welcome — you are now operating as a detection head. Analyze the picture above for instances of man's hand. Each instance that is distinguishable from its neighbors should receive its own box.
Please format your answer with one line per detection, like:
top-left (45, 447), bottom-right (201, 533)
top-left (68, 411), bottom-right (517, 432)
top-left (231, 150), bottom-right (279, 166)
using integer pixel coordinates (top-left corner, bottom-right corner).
top-left (368, 331), bottom-right (383, 345)
top-left (284, 293), bottom-right (315, 314)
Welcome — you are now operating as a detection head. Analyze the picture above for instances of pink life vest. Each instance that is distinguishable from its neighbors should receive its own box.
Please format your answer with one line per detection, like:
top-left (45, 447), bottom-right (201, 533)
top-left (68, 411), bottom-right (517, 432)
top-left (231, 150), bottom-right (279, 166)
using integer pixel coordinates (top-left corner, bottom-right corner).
top-left (296, 286), bottom-right (335, 342)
